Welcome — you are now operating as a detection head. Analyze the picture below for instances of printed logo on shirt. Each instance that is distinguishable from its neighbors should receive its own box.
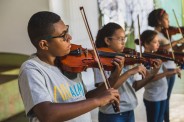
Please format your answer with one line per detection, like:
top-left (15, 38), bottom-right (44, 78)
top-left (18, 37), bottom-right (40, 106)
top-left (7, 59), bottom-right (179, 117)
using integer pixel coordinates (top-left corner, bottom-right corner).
top-left (54, 82), bottom-right (85, 102)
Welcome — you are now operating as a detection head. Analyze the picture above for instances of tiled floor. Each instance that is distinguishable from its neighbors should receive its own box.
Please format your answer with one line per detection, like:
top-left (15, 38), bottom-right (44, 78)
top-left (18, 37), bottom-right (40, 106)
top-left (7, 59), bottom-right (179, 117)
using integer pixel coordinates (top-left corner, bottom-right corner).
top-left (169, 94), bottom-right (184, 122)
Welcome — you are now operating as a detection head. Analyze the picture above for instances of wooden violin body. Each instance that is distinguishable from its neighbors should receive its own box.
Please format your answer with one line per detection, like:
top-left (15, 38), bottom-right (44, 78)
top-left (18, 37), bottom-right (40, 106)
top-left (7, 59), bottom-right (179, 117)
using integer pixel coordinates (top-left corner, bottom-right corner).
top-left (123, 47), bottom-right (184, 69)
top-left (60, 44), bottom-right (154, 73)
top-left (161, 26), bottom-right (184, 38)
top-left (155, 49), bottom-right (184, 68)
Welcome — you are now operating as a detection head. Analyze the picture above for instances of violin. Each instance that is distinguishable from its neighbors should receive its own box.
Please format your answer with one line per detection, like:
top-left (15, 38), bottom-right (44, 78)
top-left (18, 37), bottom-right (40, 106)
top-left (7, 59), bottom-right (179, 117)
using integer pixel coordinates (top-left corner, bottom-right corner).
top-left (157, 49), bottom-right (184, 57)
top-left (124, 47), bottom-right (173, 61)
top-left (155, 49), bottom-right (184, 68)
top-left (60, 44), bottom-right (154, 73)
top-left (161, 26), bottom-right (184, 38)
top-left (123, 47), bottom-right (139, 56)
top-left (123, 47), bottom-right (184, 69)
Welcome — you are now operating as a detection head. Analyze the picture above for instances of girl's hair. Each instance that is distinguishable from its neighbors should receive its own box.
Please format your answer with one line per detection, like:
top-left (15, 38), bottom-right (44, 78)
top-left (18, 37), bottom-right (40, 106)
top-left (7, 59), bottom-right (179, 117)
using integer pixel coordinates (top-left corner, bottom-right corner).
top-left (95, 22), bottom-right (122, 48)
top-left (135, 30), bottom-right (158, 46)
top-left (148, 8), bottom-right (166, 27)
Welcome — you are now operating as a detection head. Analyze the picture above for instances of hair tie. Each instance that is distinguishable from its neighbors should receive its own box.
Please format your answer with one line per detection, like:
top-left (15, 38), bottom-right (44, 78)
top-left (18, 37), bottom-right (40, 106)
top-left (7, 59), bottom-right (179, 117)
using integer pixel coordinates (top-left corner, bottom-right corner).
top-left (160, 10), bottom-right (165, 16)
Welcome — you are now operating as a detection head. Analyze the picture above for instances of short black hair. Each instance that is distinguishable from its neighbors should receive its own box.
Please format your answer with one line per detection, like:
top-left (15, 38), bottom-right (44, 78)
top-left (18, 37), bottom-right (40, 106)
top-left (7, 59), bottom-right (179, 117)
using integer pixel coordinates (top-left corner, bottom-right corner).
top-left (148, 8), bottom-right (166, 27)
top-left (27, 11), bottom-right (61, 48)
top-left (95, 22), bottom-right (122, 48)
top-left (135, 30), bottom-right (158, 46)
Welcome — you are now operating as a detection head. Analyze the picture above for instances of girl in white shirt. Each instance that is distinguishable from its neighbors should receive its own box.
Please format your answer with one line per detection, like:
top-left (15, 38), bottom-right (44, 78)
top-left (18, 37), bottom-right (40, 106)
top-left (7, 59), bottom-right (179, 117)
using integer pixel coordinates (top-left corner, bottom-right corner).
top-left (135, 30), bottom-right (181, 122)
top-left (148, 8), bottom-right (184, 122)
top-left (94, 22), bottom-right (162, 122)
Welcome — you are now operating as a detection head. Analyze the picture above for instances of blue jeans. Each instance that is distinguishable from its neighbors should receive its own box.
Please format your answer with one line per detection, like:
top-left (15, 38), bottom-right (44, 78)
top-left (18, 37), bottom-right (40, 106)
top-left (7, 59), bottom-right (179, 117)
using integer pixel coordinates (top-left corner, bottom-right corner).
top-left (164, 72), bottom-right (176, 122)
top-left (98, 110), bottom-right (135, 122)
top-left (144, 99), bottom-right (167, 122)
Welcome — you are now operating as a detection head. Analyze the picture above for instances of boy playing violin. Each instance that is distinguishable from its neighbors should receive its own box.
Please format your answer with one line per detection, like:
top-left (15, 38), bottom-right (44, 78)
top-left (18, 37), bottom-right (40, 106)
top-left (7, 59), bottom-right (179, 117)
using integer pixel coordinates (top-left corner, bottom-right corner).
top-left (18, 11), bottom-right (120, 122)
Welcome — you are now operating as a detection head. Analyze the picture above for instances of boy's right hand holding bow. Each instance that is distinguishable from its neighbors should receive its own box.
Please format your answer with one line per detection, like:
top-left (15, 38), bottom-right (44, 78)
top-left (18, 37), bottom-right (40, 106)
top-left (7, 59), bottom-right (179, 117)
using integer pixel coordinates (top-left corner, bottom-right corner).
top-left (95, 88), bottom-right (120, 107)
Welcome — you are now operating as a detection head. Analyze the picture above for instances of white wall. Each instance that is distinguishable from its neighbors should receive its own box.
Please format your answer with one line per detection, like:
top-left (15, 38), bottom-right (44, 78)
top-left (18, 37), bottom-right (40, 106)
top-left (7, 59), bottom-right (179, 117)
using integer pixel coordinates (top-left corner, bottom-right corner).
top-left (0, 0), bottom-right (49, 55)
top-left (0, 0), bottom-right (99, 55)
top-left (49, 0), bottom-right (99, 49)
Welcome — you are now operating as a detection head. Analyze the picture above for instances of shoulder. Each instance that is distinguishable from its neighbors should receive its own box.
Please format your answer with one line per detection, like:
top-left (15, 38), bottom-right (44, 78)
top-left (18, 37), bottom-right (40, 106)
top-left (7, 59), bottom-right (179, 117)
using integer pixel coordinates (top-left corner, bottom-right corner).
top-left (19, 54), bottom-right (48, 76)
top-left (20, 58), bottom-right (40, 72)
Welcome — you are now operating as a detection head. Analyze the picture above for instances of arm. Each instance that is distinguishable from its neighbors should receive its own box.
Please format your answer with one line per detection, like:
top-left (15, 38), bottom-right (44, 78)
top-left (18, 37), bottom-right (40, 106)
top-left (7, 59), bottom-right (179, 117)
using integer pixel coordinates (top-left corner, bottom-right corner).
top-left (87, 67), bottom-right (137, 98)
top-left (133, 67), bottom-right (180, 91)
top-left (88, 65), bottom-right (147, 99)
top-left (108, 56), bottom-right (125, 84)
top-left (159, 41), bottom-right (177, 50)
top-left (160, 38), bottom-right (184, 51)
top-left (173, 43), bottom-right (184, 52)
top-left (133, 59), bottom-right (162, 91)
top-left (150, 59), bottom-right (162, 75)
top-left (133, 70), bottom-right (154, 91)
top-left (132, 71), bottom-right (168, 91)
top-left (33, 99), bottom-right (99, 122)
top-left (33, 88), bottom-right (119, 122)
top-left (149, 69), bottom-right (177, 81)
top-left (112, 65), bottom-right (146, 89)
top-left (19, 67), bottom-right (120, 122)
top-left (89, 60), bottom-right (162, 94)
top-left (88, 56), bottom-right (125, 98)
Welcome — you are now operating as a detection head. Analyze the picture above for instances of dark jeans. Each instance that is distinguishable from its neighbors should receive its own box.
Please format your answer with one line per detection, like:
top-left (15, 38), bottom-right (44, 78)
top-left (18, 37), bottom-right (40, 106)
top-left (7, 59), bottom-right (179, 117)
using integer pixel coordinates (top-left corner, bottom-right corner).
top-left (164, 72), bottom-right (176, 122)
top-left (98, 110), bottom-right (135, 122)
top-left (144, 99), bottom-right (167, 122)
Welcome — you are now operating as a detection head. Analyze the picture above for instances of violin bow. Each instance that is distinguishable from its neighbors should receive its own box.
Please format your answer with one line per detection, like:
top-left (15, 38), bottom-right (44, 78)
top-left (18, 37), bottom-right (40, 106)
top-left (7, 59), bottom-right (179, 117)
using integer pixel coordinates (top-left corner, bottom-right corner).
top-left (137, 15), bottom-right (142, 58)
top-left (173, 9), bottom-right (184, 49)
top-left (79, 6), bottom-right (120, 112)
top-left (172, 9), bottom-right (183, 78)
top-left (165, 30), bottom-right (175, 60)
top-left (137, 15), bottom-right (148, 77)
top-left (172, 9), bottom-right (183, 38)
top-left (165, 30), bottom-right (181, 78)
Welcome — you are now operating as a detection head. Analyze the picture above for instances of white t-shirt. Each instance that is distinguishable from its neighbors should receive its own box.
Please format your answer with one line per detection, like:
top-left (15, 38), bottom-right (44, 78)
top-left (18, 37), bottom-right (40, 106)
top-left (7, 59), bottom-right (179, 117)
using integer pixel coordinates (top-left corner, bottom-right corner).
top-left (93, 66), bottom-right (140, 114)
top-left (157, 31), bottom-right (176, 69)
top-left (18, 54), bottom-right (92, 122)
top-left (143, 64), bottom-right (168, 101)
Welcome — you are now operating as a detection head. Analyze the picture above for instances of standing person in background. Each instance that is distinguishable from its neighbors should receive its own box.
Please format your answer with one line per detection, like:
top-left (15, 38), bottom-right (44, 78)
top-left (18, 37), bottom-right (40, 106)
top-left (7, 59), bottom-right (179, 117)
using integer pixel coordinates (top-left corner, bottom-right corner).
top-left (93, 22), bottom-right (162, 122)
top-left (148, 8), bottom-right (184, 122)
top-left (18, 11), bottom-right (120, 122)
top-left (135, 30), bottom-right (181, 122)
